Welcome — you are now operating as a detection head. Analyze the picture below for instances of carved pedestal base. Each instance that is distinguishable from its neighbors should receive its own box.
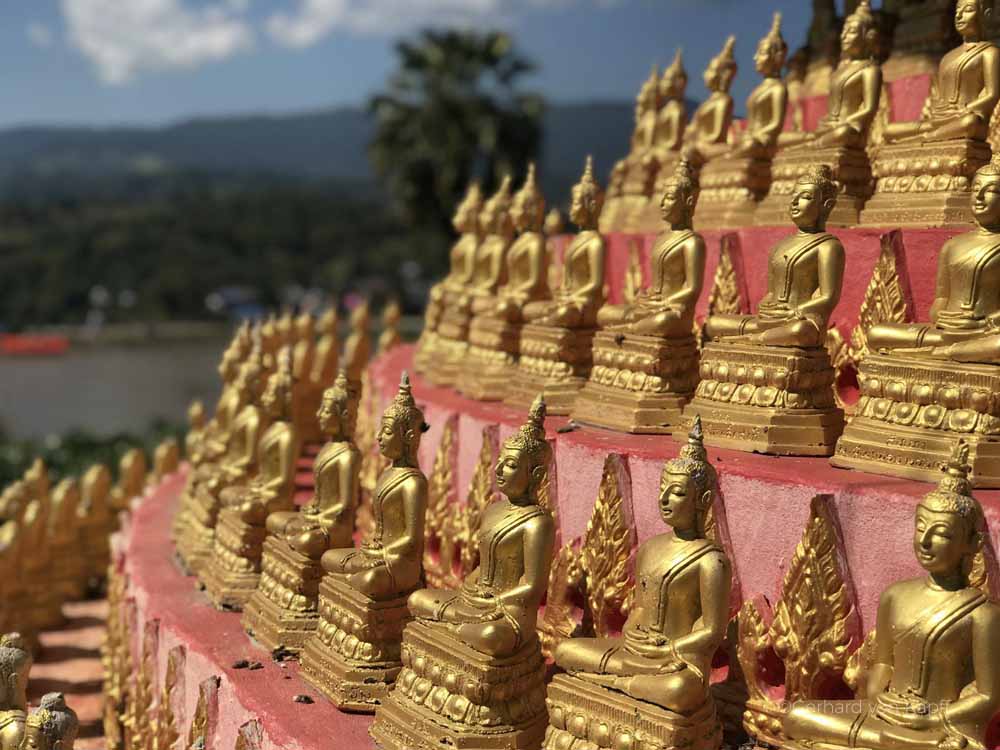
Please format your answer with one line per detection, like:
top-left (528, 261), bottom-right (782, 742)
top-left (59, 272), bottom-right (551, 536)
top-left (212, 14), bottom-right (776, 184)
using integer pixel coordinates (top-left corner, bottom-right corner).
top-left (756, 145), bottom-right (872, 227)
top-left (571, 331), bottom-right (699, 433)
top-left (299, 576), bottom-right (411, 712)
top-left (370, 622), bottom-right (549, 750)
top-left (457, 316), bottom-right (521, 402)
top-left (833, 353), bottom-right (1000, 486)
top-left (413, 330), bottom-right (438, 376)
top-left (694, 154), bottom-right (773, 230)
top-left (200, 509), bottom-right (267, 610)
top-left (505, 324), bottom-right (597, 415)
top-left (241, 536), bottom-right (324, 653)
top-left (425, 308), bottom-right (473, 387)
top-left (678, 341), bottom-right (844, 455)
top-left (860, 138), bottom-right (989, 227)
top-left (543, 674), bottom-right (722, 750)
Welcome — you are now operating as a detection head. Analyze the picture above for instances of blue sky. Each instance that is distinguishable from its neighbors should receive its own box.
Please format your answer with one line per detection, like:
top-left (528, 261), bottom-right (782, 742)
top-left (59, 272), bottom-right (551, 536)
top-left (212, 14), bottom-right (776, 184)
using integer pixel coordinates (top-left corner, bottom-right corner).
top-left (4, 0), bottom-right (815, 128)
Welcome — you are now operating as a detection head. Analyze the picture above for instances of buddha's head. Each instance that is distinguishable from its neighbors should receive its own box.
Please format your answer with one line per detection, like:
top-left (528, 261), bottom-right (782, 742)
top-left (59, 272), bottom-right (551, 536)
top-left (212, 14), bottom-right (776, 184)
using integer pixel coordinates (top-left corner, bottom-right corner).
top-left (187, 400), bottom-right (205, 431)
top-left (350, 300), bottom-right (370, 332)
top-left (21, 704), bottom-right (75, 750)
top-left (377, 372), bottom-right (428, 465)
top-left (318, 305), bottom-right (338, 337)
top-left (510, 163), bottom-right (546, 234)
top-left (915, 441), bottom-right (985, 582)
top-left (705, 36), bottom-right (737, 94)
top-left (971, 154), bottom-right (1000, 230)
top-left (82, 465), bottom-right (111, 512)
top-left (570, 156), bottom-right (605, 230)
top-left (0, 633), bottom-right (32, 711)
top-left (754, 12), bottom-right (787, 78)
top-left (660, 158), bottom-right (700, 227)
top-left (497, 395), bottom-right (551, 505)
top-left (295, 312), bottom-right (314, 342)
top-left (841, 0), bottom-right (878, 60)
top-left (453, 182), bottom-right (484, 235)
top-left (660, 417), bottom-right (716, 537)
top-left (660, 48), bottom-right (687, 100)
top-left (317, 370), bottom-right (356, 441)
top-left (544, 208), bottom-right (564, 237)
top-left (117, 449), bottom-right (146, 495)
top-left (382, 299), bottom-right (401, 328)
top-left (34, 694), bottom-right (77, 750)
top-left (955, 0), bottom-right (989, 41)
top-left (789, 164), bottom-right (838, 230)
top-left (261, 347), bottom-right (294, 420)
top-left (479, 175), bottom-right (514, 237)
top-left (236, 358), bottom-right (263, 403)
top-left (637, 67), bottom-right (660, 116)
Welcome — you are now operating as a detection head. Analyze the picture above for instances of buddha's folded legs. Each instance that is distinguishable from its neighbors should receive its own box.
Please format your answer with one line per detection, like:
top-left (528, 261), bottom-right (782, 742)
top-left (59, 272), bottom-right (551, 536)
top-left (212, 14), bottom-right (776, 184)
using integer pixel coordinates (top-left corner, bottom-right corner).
top-left (321, 547), bottom-right (364, 574)
top-left (407, 588), bottom-right (458, 619)
top-left (755, 318), bottom-right (823, 347)
top-left (522, 299), bottom-right (553, 322)
top-left (704, 314), bottom-right (755, 339)
top-left (553, 637), bottom-right (625, 674)
top-left (785, 703), bottom-right (953, 750)
top-left (629, 310), bottom-right (691, 337)
top-left (616, 665), bottom-right (707, 714)
top-left (866, 323), bottom-right (941, 350)
top-left (454, 618), bottom-right (519, 657)
top-left (596, 304), bottom-right (630, 328)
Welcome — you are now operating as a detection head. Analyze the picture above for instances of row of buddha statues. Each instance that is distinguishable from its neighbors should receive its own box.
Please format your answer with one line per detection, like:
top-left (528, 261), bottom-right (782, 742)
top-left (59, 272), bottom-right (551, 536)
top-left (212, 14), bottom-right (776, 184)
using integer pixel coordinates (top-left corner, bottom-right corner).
top-left (413, 124), bottom-right (1000, 486)
top-left (167, 338), bottom-right (1000, 750)
top-left (600, 0), bottom-right (1000, 234)
top-left (0, 633), bottom-right (80, 750)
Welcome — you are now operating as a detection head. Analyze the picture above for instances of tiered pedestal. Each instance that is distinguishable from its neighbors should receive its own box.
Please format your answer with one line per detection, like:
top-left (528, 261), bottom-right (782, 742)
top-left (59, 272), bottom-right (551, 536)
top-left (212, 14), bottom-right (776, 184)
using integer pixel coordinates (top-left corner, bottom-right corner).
top-left (833, 353), bottom-right (1000, 486)
top-left (861, 138), bottom-right (990, 227)
top-left (694, 154), bottom-right (773, 230)
top-left (506, 324), bottom-right (597, 415)
top-left (241, 535), bottom-right (325, 653)
top-left (371, 622), bottom-right (549, 750)
top-left (457, 315), bottom-right (521, 401)
top-left (299, 576), bottom-right (411, 711)
top-left (426, 306), bottom-right (473, 387)
top-left (679, 340), bottom-right (844, 456)
top-left (543, 674), bottom-right (722, 750)
top-left (756, 145), bottom-right (873, 227)
top-left (571, 331), bottom-right (699, 433)
top-left (200, 507), bottom-right (269, 610)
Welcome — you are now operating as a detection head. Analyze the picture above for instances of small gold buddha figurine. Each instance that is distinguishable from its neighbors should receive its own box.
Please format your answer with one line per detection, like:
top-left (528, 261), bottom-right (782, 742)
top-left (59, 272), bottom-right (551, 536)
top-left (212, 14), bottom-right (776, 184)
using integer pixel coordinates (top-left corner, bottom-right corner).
top-left (0, 634), bottom-right (31, 750)
top-left (459, 164), bottom-right (551, 401)
top-left (573, 159), bottom-right (704, 433)
top-left (835, 153), bottom-right (1000, 485)
top-left (371, 396), bottom-right (555, 750)
top-left (78, 465), bottom-right (112, 587)
top-left (0, 493), bottom-right (34, 641)
top-left (48, 479), bottom-right (86, 605)
top-left (378, 301), bottom-right (402, 354)
top-left (787, 441), bottom-right (1000, 750)
top-left (544, 208), bottom-right (565, 294)
top-left (681, 165), bottom-right (845, 455)
top-left (201, 350), bottom-right (301, 610)
top-left (414, 183), bottom-right (483, 376)
top-left (311, 305), bottom-right (340, 386)
top-left (242, 370), bottom-right (361, 652)
top-left (292, 311), bottom-right (316, 380)
top-left (183, 400), bottom-right (206, 462)
top-left (545, 418), bottom-right (730, 750)
top-left (26, 694), bottom-right (77, 750)
top-left (758, 0), bottom-right (882, 226)
top-left (300, 372), bottom-right (428, 711)
top-left (109, 448), bottom-right (146, 517)
top-left (150, 438), bottom-right (180, 487)
top-left (696, 13), bottom-right (789, 228)
top-left (20, 461), bottom-right (63, 633)
top-left (862, 0), bottom-right (1000, 227)
top-left (506, 157), bottom-right (607, 414)
top-left (679, 35), bottom-right (737, 167)
top-left (342, 302), bottom-right (372, 398)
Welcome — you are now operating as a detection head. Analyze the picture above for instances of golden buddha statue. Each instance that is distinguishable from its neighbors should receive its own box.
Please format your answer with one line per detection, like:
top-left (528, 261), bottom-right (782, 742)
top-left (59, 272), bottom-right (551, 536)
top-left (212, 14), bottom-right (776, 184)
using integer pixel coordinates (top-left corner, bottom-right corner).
top-left (696, 13), bottom-right (789, 228)
top-left (506, 157), bottom-right (606, 414)
top-left (109, 448), bottom-right (146, 517)
top-left (862, 0), bottom-right (1000, 227)
top-left (459, 165), bottom-right (550, 401)
top-left (573, 159), bottom-right (704, 433)
top-left (758, 0), bottom-right (882, 226)
top-left (680, 36), bottom-right (737, 167)
top-left (201, 350), bottom-right (301, 609)
top-left (414, 183), bottom-right (483, 376)
top-left (342, 301), bottom-right (372, 397)
top-left (300, 372), bottom-right (428, 711)
top-left (835, 154), bottom-right (1000, 485)
top-left (378, 301), bottom-right (402, 353)
top-left (0, 492), bottom-right (33, 641)
top-left (48, 479), bottom-right (86, 605)
top-left (0, 634), bottom-right (31, 750)
top-left (183, 400), bottom-right (206, 462)
top-left (176, 357), bottom-right (267, 576)
top-left (292, 312), bottom-right (316, 380)
top-left (371, 396), bottom-right (555, 750)
top-left (243, 370), bottom-right (361, 652)
top-left (786, 441), bottom-right (1000, 750)
top-left (21, 461), bottom-right (63, 633)
top-left (78, 465), bottom-right (112, 587)
top-left (150, 438), bottom-right (180, 487)
top-left (682, 165), bottom-right (845, 455)
top-left (546, 418), bottom-right (730, 750)
top-left (311, 305), bottom-right (340, 386)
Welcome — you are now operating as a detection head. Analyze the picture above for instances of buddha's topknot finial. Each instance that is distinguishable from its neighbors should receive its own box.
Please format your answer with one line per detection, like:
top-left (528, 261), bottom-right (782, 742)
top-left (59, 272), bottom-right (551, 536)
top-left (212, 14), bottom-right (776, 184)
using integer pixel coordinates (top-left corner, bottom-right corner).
top-left (504, 394), bottom-right (552, 472)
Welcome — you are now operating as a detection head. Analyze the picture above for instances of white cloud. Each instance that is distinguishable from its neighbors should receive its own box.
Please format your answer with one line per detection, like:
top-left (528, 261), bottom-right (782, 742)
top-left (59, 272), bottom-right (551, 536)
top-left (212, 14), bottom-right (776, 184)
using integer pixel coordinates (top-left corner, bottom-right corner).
top-left (26, 22), bottom-right (54, 49)
top-left (61, 0), bottom-right (255, 85)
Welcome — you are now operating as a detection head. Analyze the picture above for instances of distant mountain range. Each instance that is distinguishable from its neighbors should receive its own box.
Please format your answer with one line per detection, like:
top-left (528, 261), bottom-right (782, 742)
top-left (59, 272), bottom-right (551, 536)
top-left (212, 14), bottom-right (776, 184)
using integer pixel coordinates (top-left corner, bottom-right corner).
top-left (0, 101), bottom-right (659, 205)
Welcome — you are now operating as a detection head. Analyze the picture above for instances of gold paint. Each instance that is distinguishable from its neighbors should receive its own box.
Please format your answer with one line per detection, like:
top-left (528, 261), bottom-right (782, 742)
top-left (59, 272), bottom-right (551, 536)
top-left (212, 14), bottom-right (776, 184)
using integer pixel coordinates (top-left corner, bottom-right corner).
top-left (123, 625), bottom-right (155, 750)
top-left (539, 453), bottom-right (634, 659)
top-left (101, 568), bottom-right (127, 750)
top-left (151, 439), bottom-right (180, 488)
top-left (310, 306), bottom-right (340, 386)
top-left (785, 442), bottom-right (1000, 750)
top-left (110, 449), bottom-right (147, 518)
top-left (422, 417), bottom-right (457, 589)
top-left (882, 0), bottom-right (959, 82)
top-left (0, 634), bottom-right (32, 750)
top-left (80, 465), bottom-right (113, 587)
top-left (242, 371), bottom-right (361, 653)
top-left (546, 418), bottom-right (730, 750)
top-left (797, 0), bottom-right (841, 99)
top-left (342, 302), bottom-right (372, 395)
top-left (377, 301), bottom-right (402, 354)
top-left (299, 372), bottom-right (428, 711)
top-left (186, 678), bottom-right (218, 750)
top-left (183, 400), bottom-right (206, 463)
top-left (49, 478), bottom-right (86, 606)
top-left (371, 397), bottom-right (555, 750)
top-left (507, 157), bottom-right (606, 414)
top-left (21, 460), bottom-right (64, 633)
top-left (545, 210), bottom-right (564, 296)
top-left (153, 647), bottom-right (182, 750)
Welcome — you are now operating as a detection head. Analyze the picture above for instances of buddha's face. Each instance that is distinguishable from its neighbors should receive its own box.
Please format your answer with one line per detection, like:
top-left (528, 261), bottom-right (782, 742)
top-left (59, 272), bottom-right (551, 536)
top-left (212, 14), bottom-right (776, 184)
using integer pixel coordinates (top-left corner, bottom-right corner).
top-left (479, 203), bottom-right (498, 234)
top-left (840, 18), bottom-right (867, 58)
top-left (914, 505), bottom-right (977, 577)
top-left (495, 446), bottom-right (532, 500)
top-left (377, 415), bottom-right (405, 460)
top-left (453, 199), bottom-right (478, 234)
top-left (510, 192), bottom-right (539, 233)
top-left (316, 394), bottom-right (344, 437)
top-left (789, 180), bottom-right (828, 229)
top-left (570, 185), bottom-right (593, 226)
top-left (754, 39), bottom-right (781, 76)
top-left (661, 72), bottom-right (686, 100)
top-left (659, 471), bottom-right (698, 531)
top-left (260, 376), bottom-right (285, 418)
top-left (971, 174), bottom-right (1000, 227)
top-left (237, 370), bottom-right (258, 401)
top-left (703, 63), bottom-right (720, 92)
top-left (660, 183), bottom-right (690, 224)
top-left (955, 0), bottom-right (983, 38)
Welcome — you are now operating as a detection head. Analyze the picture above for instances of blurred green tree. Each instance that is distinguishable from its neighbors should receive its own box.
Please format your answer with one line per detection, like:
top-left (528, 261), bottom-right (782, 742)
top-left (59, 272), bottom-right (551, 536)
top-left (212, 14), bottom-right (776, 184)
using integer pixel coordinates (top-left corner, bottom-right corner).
top-left (368, 29), bottom-right (544, 231)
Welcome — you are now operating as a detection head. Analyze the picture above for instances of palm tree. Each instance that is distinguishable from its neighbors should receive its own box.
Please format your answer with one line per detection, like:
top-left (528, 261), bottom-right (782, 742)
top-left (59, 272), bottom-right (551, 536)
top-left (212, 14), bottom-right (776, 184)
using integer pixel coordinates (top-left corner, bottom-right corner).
top-left (368, 29), bottom-right (544, 231)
